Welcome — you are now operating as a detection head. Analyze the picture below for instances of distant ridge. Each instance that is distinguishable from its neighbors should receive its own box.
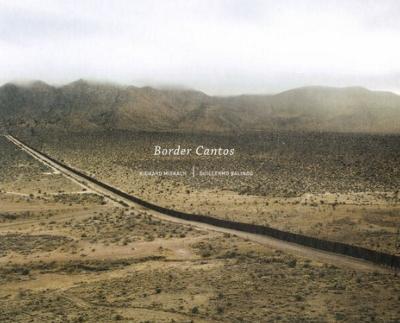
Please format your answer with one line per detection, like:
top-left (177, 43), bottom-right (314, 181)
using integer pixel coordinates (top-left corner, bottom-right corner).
top-left (1, 80), bottom-right (400, 133)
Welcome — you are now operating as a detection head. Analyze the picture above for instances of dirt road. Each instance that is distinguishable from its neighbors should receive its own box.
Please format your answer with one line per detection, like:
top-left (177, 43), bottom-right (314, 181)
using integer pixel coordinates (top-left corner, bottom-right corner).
top-left (4, 134), bottom-right (393, 272)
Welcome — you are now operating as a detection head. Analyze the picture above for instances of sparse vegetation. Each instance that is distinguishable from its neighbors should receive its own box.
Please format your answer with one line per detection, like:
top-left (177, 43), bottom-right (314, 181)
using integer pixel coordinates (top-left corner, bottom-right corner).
top-left (1, 131), bottom-right (399, 322)
top-left (19, 130), bottom-right (400, 253)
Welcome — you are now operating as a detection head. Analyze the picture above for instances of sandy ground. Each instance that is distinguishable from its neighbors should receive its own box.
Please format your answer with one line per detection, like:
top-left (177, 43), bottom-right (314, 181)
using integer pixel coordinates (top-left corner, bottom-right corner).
top-left (7, 134), bottom-right (394, 271)
top-left (1, 134), bottom-right (400, 322)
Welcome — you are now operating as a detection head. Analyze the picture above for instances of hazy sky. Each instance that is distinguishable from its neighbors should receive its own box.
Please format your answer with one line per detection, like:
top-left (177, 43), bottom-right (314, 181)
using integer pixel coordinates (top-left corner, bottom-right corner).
top-left (0, 0), bottom-right (399, 95)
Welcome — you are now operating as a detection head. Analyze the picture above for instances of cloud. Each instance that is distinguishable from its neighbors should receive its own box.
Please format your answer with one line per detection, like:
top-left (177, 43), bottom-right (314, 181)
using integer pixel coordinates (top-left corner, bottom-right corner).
top-left (0, 0), bottom-right (399, 94)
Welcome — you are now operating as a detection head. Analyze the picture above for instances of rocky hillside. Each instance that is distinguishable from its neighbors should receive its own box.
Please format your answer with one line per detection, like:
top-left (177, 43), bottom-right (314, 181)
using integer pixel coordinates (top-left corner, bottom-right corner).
top-left (1, 80), bottom-right (399, 133)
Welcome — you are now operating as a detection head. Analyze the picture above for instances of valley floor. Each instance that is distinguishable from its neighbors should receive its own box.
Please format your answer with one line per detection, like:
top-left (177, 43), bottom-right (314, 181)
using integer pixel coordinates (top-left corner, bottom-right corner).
top-left (1, 132), bottom-right (400, 322)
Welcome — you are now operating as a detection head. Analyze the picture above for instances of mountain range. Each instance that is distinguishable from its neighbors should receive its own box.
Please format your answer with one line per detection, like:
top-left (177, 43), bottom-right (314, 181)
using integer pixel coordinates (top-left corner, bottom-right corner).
top-left (1, 80), bottom-right (400, 133)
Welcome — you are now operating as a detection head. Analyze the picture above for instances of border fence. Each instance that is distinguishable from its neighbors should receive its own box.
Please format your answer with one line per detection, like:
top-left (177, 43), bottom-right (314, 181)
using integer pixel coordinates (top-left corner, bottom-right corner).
top-left (12, 135), bottom-right (400, 269)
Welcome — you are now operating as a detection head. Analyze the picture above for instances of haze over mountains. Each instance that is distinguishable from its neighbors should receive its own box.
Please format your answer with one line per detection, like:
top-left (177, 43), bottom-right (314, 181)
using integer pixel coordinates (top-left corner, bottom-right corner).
top-left (1, 80), bottom-right (399, 133)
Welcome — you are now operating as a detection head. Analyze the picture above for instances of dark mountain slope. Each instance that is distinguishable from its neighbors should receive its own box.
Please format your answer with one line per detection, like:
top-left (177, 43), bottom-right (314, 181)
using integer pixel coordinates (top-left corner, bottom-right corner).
top-left (0, 81), bottom-right (399, 133)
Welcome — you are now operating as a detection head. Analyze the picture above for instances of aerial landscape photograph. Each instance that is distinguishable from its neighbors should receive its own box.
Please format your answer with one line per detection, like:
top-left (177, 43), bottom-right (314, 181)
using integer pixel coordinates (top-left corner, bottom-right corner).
top-left (0, 1), bottom-right (399, 322)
